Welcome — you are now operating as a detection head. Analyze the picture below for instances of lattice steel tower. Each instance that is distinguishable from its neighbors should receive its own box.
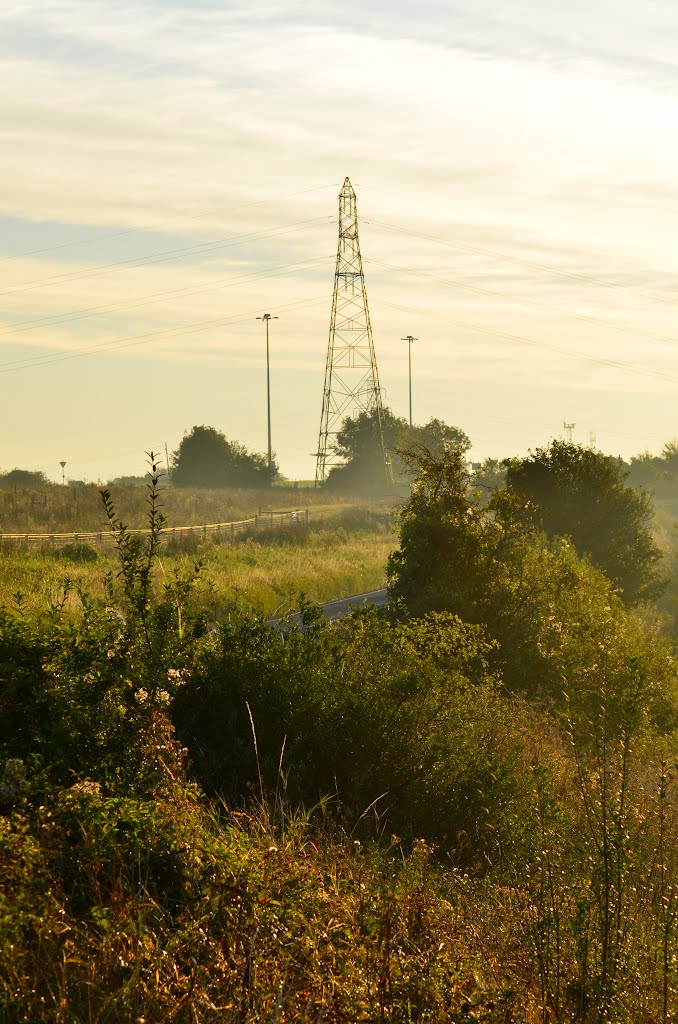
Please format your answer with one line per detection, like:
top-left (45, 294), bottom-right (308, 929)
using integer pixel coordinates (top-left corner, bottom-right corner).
top-left (315, 177), bottom-right (390, 485)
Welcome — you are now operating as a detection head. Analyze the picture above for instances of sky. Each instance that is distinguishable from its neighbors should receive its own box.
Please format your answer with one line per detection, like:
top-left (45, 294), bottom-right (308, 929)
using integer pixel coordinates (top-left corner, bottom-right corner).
top-left (2, 0), bottom-right (678, 482)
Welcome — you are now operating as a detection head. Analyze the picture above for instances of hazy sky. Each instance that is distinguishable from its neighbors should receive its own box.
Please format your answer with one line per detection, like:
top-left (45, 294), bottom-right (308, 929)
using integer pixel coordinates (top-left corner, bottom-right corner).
top-left (2, 0), bottom-right (678, 481)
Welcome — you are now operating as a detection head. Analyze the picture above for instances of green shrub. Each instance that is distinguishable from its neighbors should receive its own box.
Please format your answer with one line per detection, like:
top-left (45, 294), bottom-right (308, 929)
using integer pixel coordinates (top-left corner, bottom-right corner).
top-left (58, 541), bottom-right (99, 563)
top-left (174, 608), bottom-right (551, 870)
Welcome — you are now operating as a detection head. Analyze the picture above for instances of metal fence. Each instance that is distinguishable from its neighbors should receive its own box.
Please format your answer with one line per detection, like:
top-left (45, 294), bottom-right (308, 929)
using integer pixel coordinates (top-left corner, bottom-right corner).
top-left (0, 508), bottom-right (310, 550)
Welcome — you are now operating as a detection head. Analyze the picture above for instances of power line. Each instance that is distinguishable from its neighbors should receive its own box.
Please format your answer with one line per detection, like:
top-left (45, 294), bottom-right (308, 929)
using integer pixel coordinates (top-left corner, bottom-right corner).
top-left (316, 178), bottom-right (391, 485)
top-left (0, 255), bottom-right (330, 338)
top-left (0, 294), bottom-right (329, 375)
top-left (366, 218), bottom-right (678, 309)
top-left (375, 297), bottom-right (678, 386)
top-left (365, 257), bottom-right (678, 349)
top-left (0, 182), bottom-right (338, 264)
top-left (0, 216), bottom-right (332, 298)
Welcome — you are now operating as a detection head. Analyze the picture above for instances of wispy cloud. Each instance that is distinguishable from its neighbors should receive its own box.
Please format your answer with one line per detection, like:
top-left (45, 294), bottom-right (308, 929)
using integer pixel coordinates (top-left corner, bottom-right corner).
top-left (1, 1), bottom-right (677, 475)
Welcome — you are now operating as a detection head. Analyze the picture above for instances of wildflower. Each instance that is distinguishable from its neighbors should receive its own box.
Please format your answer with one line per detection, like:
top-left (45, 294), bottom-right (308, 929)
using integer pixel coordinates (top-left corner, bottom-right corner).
top-left (69, 779), bottom-right (101, 797)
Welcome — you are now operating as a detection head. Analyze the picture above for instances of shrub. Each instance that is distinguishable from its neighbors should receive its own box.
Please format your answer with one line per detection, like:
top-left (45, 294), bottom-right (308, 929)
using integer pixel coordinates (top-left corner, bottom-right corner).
top-left (174, 608), bottom-right (551, 870)
top-left (58, 541), bottom-right (99, 563)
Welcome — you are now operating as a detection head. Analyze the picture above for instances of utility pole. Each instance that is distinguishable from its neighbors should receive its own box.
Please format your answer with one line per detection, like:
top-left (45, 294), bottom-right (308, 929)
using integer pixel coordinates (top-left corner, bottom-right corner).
top-left (257, 312), bottom-right (278, 485)
top-left (59, 460), bottom-right (66, 486)
top-left (401, 335), bottom-right (418, 427)
top-left (316, 177), bottom-right (391, 485)
top-left (563, 422), bottom-right (576, 444)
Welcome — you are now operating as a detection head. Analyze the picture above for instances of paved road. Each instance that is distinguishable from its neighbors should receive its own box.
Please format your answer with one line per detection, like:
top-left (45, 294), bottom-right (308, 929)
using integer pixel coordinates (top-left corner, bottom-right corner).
top-left (317, 587), bottom-right (389, 621)
top-left (267, 587), bottom-right (389, 628)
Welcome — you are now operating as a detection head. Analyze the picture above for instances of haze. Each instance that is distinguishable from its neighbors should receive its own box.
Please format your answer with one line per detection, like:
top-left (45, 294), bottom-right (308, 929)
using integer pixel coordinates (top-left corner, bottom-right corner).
top-left (2, 0), bottom-right (677, 481)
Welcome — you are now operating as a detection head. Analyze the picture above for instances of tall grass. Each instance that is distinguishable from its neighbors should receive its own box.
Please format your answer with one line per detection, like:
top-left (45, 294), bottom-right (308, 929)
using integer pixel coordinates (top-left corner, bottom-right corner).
top-left (0, 519), bottom-right (395, 618)
top-left (0, 480), bottom-right (370, 534)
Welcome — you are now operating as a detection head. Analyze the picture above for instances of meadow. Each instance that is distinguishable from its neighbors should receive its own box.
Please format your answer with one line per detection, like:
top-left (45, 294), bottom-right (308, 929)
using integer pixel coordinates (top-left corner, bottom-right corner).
top-left (0, 476), bottom-right (397, 619)
top-left (0, 509), bottom-right (395, 619)
top-left (0, 479), bottom-right (361, 535)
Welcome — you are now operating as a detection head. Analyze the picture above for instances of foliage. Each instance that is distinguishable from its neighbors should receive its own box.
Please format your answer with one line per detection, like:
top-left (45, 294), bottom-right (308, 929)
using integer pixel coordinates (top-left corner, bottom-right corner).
top-left (0, 792), bottom-right (534, 1023)
top-left (471, 456), bottom-right (506, 501)
top-left (505, 440), bottom-right (663, 605)
top-left (0, 455), bottom-right (208, 795)
top-left (526, 672), bottom-right (678, 1023)
top-left (627, 438), bottom-right (678, 500)
top-left (171, 424), bottom-right (274, 488)
top-left (175, 607), bottom-right (544, 871)
top-left (0, 468), bottom-right (49, 489)
top-left (324, 408), bottom-right (469, 494)
top-left (58, 541), bottom-right (99, 563)
top-left (3, 445), bottom-right (678, 1020)
top-left (387, 443), bottom-right (678, 722)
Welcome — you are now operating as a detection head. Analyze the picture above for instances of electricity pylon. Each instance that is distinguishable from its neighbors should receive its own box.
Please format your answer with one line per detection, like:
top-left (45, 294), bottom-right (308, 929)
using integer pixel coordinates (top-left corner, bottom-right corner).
top-left (315, 177), bottom-right (391, 485)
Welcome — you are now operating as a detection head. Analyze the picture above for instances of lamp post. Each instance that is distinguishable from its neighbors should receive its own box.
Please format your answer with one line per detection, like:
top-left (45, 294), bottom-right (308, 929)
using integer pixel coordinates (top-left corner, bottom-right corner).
top-left (401, 336), bottom-right (418, 427)
top-left (257, 313), bottom-right (278, 485)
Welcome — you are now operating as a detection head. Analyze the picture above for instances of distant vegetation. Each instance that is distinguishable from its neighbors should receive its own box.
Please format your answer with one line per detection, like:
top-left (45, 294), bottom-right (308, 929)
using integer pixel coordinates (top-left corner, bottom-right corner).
top-left (0, 478), bottom-right (341, 536)
top-left (171, 424), bottom-right (276, 488)
top-left (627, 439), bottom-right (678, 501)
top-left (504, 439), bottom-right (663, 605)
top-left (0, 468), bottom-right (49, 490)
top-left (323, 407), bottom-right (469, 494)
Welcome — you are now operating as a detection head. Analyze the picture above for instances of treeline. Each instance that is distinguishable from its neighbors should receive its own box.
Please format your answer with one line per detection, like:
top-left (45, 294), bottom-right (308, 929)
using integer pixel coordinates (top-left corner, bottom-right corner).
top-left (4, 419), bottom-right (678, 497)
top-left (626, 440), bottom-right (678, 497)
top-left (169, 418), bottom-right (678, 499)
top-left (2, 443), bottom-right (678, 1019)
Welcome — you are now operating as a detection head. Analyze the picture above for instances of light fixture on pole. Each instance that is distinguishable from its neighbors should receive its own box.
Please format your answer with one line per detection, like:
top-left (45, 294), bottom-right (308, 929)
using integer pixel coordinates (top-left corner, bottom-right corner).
top-left (256, 313), bottom-right (278, 485)
top-left (59, 460), bottom-right (67, 486)
top-left (401, 336), bottom-right (418, 427)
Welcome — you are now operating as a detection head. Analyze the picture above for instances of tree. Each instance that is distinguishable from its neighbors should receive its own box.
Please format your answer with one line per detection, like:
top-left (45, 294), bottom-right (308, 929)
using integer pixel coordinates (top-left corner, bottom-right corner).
top-left (324, 409), bottom-right (469, 495)
top-left (504, 440), bottom-right (663, 605)
top-left (387, 444), bottom-right (678, 721)
top-left (387, 441), bottom-right (494, 617)
top-left (171, 425), bottom-right (273, 489)
top-left (471, 457), bottom-right (506, 503)
top-left (0, 469), bottom-right (49, 489)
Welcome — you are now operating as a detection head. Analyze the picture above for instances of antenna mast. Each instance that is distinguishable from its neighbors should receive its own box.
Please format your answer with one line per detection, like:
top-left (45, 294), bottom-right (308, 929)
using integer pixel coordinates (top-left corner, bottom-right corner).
top-left (315, 177), bottom-right (390, 485)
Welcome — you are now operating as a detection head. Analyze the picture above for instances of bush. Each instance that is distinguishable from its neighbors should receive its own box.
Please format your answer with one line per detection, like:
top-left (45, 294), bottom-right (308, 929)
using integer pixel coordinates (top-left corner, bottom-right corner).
top-left (505, 440), bottom-right (664, 605)
top-left (58, 541), bottom-right (99, 563)
top-left (0, 469), bottom-right (49, 489)
top-left (387, 444), bottom-right (678, 725)
top-left (174, 608), bottom-right (550, 870)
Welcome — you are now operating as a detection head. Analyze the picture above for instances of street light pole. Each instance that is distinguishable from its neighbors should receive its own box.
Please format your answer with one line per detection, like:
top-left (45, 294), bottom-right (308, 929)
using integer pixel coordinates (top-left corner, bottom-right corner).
top-left (401, 336), bottom-right (418, 427)
top-left (257, 313), bottom-right (278, 485)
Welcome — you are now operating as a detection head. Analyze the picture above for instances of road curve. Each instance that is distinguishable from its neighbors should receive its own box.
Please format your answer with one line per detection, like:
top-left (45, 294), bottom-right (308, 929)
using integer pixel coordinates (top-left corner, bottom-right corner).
top-left (267, 587), bottom-right (389, 628)
top-left (317, 587), bottom-right (389, 621)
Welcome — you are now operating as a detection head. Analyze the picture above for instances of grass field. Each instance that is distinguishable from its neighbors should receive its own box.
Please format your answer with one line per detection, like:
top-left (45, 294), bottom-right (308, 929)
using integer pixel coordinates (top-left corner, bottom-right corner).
top-left (0, 480), bottom-right (382, 535)
top-left (0, 512), bottom-right (396, 619)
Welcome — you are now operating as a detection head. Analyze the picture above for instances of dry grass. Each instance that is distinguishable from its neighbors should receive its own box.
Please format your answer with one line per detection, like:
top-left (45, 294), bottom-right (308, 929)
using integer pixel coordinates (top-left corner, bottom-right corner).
top-left (0, 481), bottom-right (378, 535)
top-left (1, 785), bottom-right (539, 1023)
top-left (0, 517), bottom-right (396, 619)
